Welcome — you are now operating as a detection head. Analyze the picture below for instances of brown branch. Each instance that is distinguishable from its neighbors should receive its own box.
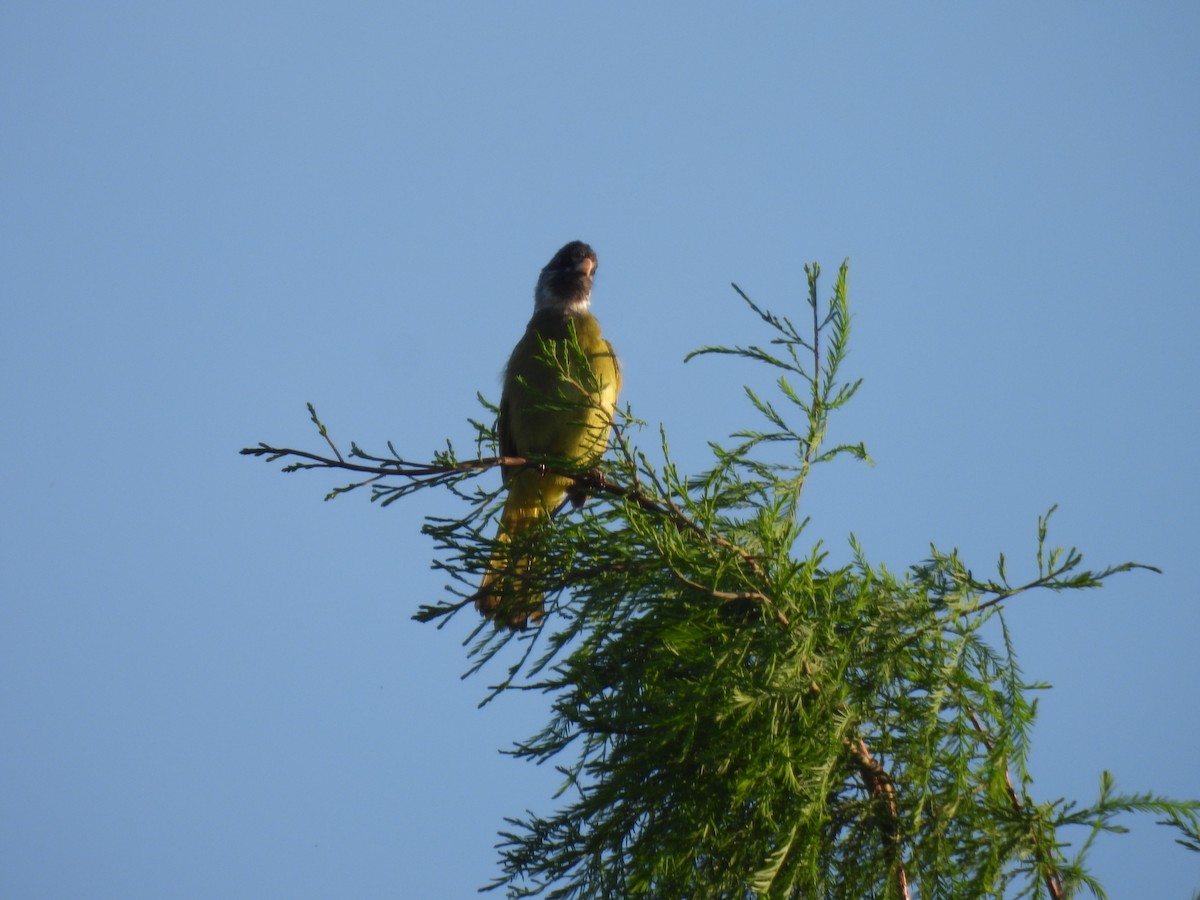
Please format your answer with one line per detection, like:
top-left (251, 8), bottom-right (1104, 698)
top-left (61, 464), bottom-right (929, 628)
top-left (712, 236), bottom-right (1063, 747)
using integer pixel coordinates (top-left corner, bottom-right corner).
top-left (242, 441), bottom-right (776, 605)
top-left (240, 442), bottom-right (508, 478)
top-left (666, 565), bottom-right (789, 626)
top-left (968, 710), bottom-right (1063, 900)
top-left (568, 468), bottom-right (771, 584)
top-left (845, 738), bottom-right (911, 900)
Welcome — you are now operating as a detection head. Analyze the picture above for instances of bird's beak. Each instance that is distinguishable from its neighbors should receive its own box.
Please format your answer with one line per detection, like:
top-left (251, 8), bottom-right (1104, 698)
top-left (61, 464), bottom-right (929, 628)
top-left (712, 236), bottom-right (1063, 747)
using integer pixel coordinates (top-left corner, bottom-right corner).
top-left (576, 257), bottom-right (596, 277)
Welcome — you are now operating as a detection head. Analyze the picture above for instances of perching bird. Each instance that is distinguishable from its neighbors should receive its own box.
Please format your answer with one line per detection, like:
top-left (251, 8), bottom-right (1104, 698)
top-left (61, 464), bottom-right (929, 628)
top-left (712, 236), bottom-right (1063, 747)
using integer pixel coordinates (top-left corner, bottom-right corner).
top-left (472, 241), bottom-right (622, 629)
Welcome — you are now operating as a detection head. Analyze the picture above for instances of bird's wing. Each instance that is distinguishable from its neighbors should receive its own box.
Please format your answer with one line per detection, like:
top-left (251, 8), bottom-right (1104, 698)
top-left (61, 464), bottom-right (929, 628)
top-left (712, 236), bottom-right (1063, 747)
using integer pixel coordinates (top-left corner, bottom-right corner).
top-left (497, 387), bottom-right (518, 487)
top-left (605, 338), bottom-right (621, 404)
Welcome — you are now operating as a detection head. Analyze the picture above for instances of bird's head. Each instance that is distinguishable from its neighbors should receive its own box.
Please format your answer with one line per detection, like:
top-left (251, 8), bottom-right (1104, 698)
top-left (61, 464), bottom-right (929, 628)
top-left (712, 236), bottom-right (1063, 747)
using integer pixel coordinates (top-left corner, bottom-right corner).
top-left (534, 241), bottom-right (597, 313)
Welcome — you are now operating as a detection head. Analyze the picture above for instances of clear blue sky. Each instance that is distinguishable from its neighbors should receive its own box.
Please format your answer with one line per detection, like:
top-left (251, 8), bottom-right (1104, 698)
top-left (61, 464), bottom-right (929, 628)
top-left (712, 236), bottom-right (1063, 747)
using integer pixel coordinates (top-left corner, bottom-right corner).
top-left (3, 3), bottom-right (1197, 897)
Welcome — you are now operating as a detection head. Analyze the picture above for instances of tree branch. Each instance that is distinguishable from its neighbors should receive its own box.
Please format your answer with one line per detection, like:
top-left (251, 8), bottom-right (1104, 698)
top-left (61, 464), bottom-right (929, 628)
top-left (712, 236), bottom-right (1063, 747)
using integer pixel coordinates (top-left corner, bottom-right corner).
top-left (969, 710), bottom-right (1064, 899)
top-left (846, 737), bottom-right (911, 900)
top-left (240, 439), bottom-right (777, 610)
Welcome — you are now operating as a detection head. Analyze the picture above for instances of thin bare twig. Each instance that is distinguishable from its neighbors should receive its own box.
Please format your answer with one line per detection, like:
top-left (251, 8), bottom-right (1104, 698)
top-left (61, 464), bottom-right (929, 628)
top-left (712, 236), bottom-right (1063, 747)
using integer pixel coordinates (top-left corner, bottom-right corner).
top-left (241, 441), bottom-right (777, 604)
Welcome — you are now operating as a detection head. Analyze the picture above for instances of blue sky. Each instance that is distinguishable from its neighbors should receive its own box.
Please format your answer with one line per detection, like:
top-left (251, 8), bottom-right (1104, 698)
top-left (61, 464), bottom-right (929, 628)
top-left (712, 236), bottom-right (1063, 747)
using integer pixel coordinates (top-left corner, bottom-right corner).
top-left (3, 3), bottom-right (1198, 897)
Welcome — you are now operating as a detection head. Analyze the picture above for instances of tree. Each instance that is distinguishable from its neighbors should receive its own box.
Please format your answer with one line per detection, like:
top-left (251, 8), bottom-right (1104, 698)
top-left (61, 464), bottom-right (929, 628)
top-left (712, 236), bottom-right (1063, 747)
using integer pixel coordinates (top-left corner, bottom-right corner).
top-left (242, 262), bottom-right (1199, 898)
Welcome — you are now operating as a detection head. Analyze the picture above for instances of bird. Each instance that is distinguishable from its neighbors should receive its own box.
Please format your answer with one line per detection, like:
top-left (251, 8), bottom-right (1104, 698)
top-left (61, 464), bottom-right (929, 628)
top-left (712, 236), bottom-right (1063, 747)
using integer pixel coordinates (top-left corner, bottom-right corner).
top-left (472, 241), bottom-right (622, 630)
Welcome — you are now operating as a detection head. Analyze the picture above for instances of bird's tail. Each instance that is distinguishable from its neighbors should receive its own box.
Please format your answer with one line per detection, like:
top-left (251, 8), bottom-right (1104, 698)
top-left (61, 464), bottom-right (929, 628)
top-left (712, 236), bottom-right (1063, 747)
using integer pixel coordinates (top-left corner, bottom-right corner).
top-left (472, 501), bottom-right (548, 631)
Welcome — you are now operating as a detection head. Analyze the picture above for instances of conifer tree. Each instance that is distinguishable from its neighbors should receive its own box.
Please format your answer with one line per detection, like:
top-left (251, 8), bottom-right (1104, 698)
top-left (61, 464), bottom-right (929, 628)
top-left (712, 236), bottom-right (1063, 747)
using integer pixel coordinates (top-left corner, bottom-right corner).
top-left (243, 262), bottom-right (1198, 898)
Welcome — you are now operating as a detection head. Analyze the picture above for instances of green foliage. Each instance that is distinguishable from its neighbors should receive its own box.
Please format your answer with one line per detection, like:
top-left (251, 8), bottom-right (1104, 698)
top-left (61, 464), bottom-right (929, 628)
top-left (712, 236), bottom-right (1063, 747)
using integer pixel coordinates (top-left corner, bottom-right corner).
top-left (242, 261), bottom-right (1193, 899)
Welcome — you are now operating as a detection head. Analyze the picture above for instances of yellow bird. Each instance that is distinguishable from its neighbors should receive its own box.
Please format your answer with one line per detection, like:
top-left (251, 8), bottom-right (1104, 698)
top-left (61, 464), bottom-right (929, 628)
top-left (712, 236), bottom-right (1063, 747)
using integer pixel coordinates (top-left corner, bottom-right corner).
top-left (473, 241), bottom-right (621, 629)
